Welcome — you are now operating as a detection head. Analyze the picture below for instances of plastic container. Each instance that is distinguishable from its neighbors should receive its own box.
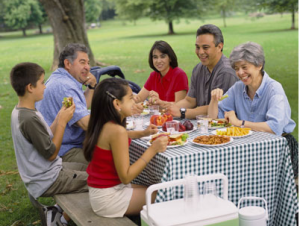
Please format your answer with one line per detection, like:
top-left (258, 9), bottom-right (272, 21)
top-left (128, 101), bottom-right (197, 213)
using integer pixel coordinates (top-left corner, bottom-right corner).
top-left (140, 173), bottom-right (238, 226)
top-left (238, 197), bottom-right (268, 226)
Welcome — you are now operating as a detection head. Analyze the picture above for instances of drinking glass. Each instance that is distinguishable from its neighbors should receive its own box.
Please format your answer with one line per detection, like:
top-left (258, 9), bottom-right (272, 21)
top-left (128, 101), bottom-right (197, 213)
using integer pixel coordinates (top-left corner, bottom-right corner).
top-left (133, 114), bottom-right (144, 130)
top-left (149, 105), bottom-right (159, 115)
top-left (196, 115), bottom-right (208, 134)
top-left (166, 121), bottom-right (179, 134)
top-left (203, 181), bottom-right (218, 209)
top-left (184, 175), bottom-right (199, 213)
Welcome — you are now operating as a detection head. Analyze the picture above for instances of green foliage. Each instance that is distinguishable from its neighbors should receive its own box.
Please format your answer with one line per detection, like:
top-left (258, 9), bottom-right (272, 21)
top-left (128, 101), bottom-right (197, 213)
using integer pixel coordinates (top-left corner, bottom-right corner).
top-left (111, 0), bottom-right (149, 22)
top-left (147, 0), bottom-right (201, 23)
top-left (259, 0), bottom-right (298, 13)
top-left (84, 0), bottom-right (102, 23)
top-left (3, 0), bottom-right (43, 35)
top-left (4, 0), bottom-right (31, 29)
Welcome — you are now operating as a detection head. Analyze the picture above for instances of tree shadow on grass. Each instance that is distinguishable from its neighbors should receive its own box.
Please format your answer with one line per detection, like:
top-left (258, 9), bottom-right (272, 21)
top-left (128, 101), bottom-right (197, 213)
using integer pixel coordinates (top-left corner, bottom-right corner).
top-left (241, 28), bottom-right (298, 35)
top-left (0, 32), bottom-right (53, 40)
top-left (122, 30), bottom-right (196, 40)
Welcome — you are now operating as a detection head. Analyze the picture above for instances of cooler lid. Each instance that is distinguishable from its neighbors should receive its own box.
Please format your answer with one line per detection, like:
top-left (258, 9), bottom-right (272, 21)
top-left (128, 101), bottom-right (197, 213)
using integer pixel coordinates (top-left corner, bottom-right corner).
top-left (239, 206), bottom-right (266, 220)
top-left (142, 197), bottom-right (238, 226)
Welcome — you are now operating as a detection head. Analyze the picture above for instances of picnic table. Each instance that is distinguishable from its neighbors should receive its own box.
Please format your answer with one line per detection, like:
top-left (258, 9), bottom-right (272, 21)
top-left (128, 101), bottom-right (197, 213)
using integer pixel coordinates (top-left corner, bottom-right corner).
top-left (128, 117), bottom-right (298, 226)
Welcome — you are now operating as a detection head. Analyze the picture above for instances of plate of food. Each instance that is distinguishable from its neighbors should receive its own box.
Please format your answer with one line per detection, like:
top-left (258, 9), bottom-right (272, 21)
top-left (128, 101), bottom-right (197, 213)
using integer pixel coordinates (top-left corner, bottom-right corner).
top-left (160, 127), bottom-right (196, 134)
top-left (160, 120), bottom-right (196, 134)
top-left (208, 119), bottom-right (232, 129)
top-left (191, 135), bottom-right (233, 147)
top-left (145, 119), bottom-right (179, 128)
top-left (211, 127), bottom-right (252, 138)
top-left (146, 132), bottom-right (189, 148)
top-left (141, 110), bottom-right (150, 116)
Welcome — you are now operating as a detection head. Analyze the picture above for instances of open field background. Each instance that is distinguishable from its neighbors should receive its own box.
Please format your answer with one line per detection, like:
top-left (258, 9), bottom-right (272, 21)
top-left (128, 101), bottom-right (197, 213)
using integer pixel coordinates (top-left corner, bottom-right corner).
top-left (0, 14), bottom-right (298, 225)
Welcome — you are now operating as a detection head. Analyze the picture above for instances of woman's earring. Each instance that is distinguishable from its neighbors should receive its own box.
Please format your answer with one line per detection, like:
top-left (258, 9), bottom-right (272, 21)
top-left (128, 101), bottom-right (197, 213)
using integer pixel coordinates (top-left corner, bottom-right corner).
top-left (119, 108), bottom-right (121, 112)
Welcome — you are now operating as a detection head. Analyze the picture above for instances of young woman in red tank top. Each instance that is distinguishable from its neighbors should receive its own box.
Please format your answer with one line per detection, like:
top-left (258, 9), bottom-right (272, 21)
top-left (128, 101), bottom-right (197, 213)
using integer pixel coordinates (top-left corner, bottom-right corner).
top-left (83, 78), bottom-right (168, 218)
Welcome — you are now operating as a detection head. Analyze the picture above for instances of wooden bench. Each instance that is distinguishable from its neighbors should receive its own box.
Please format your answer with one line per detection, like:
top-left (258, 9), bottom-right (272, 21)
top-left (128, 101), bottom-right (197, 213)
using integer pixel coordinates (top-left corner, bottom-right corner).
top-left (54, 192), bottom-right (136, 226)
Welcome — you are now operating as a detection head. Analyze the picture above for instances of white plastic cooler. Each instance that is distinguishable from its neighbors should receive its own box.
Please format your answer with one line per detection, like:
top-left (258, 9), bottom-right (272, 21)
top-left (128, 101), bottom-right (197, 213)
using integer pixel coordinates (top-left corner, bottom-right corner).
top-left (140, 173), bottom-right (238, 226)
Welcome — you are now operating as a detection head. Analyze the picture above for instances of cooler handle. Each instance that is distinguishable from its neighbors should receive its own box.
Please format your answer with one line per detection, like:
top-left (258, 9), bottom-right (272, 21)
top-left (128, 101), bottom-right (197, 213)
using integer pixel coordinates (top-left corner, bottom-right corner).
top-left (238, 196), bottom-right (269, 221)
top-left (145, 173), bottom-right (228, 225)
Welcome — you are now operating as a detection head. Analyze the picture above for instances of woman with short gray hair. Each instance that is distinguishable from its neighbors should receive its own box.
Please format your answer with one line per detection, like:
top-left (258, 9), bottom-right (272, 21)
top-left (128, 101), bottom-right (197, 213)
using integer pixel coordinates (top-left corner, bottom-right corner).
top-left (208, 42), bottom-right (297, 178)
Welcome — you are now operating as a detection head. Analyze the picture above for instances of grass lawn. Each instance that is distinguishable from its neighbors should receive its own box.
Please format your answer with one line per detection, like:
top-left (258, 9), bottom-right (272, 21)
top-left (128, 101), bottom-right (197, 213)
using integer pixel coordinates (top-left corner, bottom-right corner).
top-left (0, 13), bottom-right (298, 225)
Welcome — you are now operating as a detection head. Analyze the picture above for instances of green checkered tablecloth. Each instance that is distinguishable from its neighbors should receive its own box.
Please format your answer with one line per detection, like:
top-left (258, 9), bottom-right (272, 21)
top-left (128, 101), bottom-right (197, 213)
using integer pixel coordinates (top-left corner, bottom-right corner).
top-left (129, 119), bottom-right (298, 226)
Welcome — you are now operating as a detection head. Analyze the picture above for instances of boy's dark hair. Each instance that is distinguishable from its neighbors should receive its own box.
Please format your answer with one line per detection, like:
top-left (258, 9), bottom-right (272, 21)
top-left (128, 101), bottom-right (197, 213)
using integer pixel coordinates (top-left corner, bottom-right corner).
top-left (148, 40), bottom-right (178, 73)
top-left (10, 62), bottom-right (45, 96)
top-left (58, 43), bottom-right (89, 68)
top-left (83, 77), bottom-right (129, 162)
top-left (196, 24), bottom-right (224, 51)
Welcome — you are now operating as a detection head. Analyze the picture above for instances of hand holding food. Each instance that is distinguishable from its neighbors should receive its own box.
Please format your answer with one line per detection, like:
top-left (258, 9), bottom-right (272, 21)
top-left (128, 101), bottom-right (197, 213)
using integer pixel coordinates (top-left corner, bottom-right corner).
top-left (131, 103), bottom-right (144, 114)
top-left (143, 124), bottom-right (159, 136)
top-left (148, 90), bottom-right (160, 104)
top-left (211, 88), bottom-right (224, 101)
top-left (150, 132), bottom-right (189, 146)
top-left (219, 94), bottom-right (229, 101)
top-left (224, 111), bottom-right (239, 125)
top-left (59, 100), bottom-right (75, 123)
top-left (150, 133), bottom-right (169, 153)
top-left (62, 97), bottom-right (73, 108)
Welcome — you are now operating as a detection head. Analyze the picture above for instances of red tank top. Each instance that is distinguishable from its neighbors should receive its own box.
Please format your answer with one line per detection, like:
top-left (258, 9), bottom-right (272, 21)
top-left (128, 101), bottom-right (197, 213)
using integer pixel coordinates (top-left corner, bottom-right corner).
top-left (87, 138), bottom-right (131, 188)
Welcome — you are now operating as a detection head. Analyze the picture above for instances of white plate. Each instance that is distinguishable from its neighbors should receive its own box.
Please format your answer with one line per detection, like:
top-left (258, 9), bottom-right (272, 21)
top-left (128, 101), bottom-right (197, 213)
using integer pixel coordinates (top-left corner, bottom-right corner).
top-left (140, 131), bottom-right (159, 141)
top-left (190, 137), bottom-right (233, 147)
top-left (211, 129), bottom-right (253, 138)
top-left (146, 140), bottom-right (188, 148)
top-left (145, 120), bottom-right (179, 128)
top-left (208, 125), bottom-right (231, 130)
top-left (141, 110), bottom-right (149, 116)
top-left (160, 127), bottom-right (197, 134)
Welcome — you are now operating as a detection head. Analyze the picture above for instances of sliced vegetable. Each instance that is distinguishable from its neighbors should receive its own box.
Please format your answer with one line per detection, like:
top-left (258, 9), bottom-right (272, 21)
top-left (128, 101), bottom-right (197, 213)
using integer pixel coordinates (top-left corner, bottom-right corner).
top-left (219, 94), bottom-right (229, 101)
top-left (181, 133), bottom-right (189, 142)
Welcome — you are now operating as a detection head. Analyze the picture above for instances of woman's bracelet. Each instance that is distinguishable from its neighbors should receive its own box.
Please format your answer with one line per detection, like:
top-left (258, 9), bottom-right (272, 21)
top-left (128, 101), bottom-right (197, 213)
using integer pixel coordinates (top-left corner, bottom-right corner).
top-left (140, 157), bottom-right (148, 165)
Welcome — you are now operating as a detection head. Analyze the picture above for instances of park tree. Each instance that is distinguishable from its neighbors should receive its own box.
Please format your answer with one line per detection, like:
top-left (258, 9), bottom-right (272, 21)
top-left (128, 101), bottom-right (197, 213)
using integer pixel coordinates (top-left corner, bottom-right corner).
top-left (259, 0), bottom-right (298, 29)
top-left (110, 0), bottom-right (148, 24)
top-left (39, 0), bottom-right (96, 70)
top-left (147, 0), bottom-right (203, 34)
top-left (4, 0), bottom-right (43, 36)
top-left (111, 0), bottom-right (203, 34)
top-left (99, 0), bottom-right (116, 20)
top-left (0, 0), bottom-right (5, 30)
top-left (84, 0), bottom-right (102, 23)
top-left (214, 0), bottom-right (238, 27)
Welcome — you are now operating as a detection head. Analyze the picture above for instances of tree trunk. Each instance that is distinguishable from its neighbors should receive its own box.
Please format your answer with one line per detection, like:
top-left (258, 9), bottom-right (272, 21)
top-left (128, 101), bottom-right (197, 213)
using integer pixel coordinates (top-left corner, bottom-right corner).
top-left (291, 4), bottom-right (295, 29)
top-left (168, 21), bottom-right (174, 34)
top-left (22, 28), bottom-right (27, 37)
top-left (38, 24), bottom-right (43, 34)
top-left (39, 0), bottom-right (95, 71)
top-left (222, 7), bottom-right (227, 28)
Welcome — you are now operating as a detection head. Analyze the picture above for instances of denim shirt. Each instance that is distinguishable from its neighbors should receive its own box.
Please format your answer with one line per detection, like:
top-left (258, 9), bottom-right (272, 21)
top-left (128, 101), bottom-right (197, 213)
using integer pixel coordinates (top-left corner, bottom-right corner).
top-left (36, 68), bottom-right (90, 156)
top-left (218, 72), bottom-right (296, 135)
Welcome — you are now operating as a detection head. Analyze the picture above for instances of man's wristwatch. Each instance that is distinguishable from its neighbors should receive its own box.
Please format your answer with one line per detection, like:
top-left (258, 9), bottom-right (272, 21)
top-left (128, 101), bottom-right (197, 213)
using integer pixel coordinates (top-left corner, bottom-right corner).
top-left (241, 120), bottom-right (245, 128)
top-left (87, 84), bottom-right (97, 90)
top-left (180, 108), bottom-right (186, 119)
